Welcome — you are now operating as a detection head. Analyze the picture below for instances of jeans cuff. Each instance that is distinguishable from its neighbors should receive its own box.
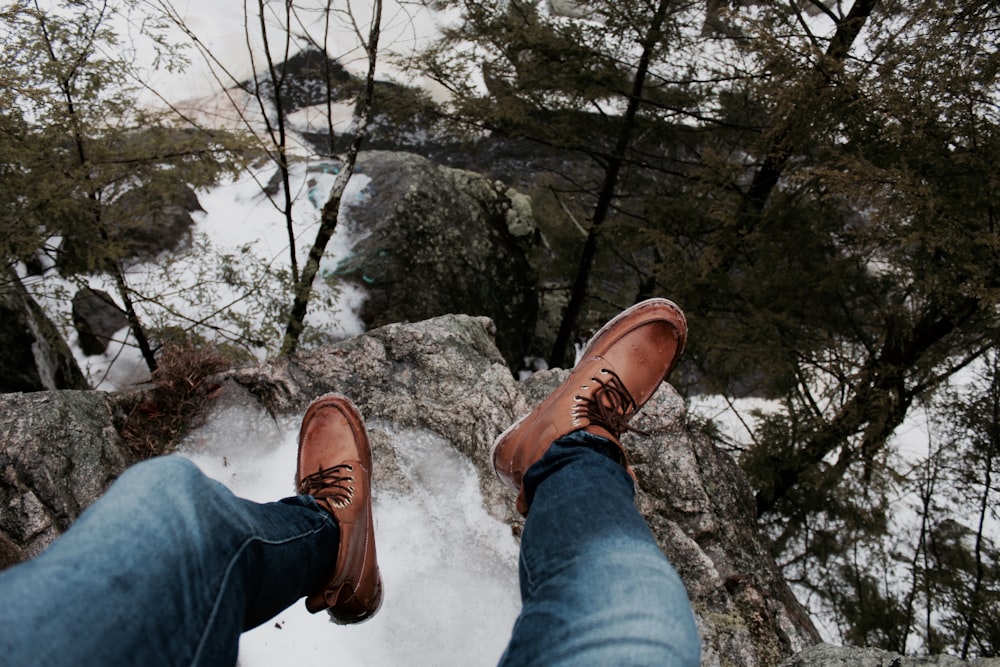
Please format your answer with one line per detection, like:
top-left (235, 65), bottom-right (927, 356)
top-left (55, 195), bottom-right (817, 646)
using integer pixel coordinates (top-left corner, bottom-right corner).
top-left (553, 430), bottom-right (626, 467)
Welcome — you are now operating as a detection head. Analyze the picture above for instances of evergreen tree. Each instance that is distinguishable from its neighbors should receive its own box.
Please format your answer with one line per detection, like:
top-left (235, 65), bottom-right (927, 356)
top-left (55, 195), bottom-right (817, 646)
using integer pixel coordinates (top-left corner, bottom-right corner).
top-left (1, 0), bottom-right (246, 372)
top-left (691, 0), bottom-right (998, 652)
top-left (415, 0), bottom-right (709, 365)
top-left (414, 0), bottom-right (1000, 653)
top-left (923, 353), bottom-right (1000, 657)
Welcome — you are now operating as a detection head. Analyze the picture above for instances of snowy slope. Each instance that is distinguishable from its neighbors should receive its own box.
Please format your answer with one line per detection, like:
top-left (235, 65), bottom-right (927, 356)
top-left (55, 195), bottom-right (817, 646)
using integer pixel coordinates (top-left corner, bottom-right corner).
top-left (180, 404), bottom-right (520, 666)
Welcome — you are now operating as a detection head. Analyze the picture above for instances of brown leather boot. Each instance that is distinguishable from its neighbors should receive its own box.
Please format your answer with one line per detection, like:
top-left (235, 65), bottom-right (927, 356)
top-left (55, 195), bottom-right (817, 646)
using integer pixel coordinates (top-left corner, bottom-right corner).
top-left (492, 298), bottom-right (687, 515)
top-left (296, 393), bottom-right (383, 624)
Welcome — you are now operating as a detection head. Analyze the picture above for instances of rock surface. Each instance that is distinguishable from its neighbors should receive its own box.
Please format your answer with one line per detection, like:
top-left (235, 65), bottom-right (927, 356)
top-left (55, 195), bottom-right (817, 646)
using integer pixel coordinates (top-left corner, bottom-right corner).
top-left (780, 643), bottom-right (1000, 666)
top-left (0, 391), bottom-right (129, 568)
top-left (334, 151), bottom-right (539, 370)
top-left (72, 287), bottom-right (129, 356)
top-left (0, 267), bottom-right (89, 393)
top-left (57, 183), bottom-right (202, 275)
top-left (0, 313), bottom-right (992, 666)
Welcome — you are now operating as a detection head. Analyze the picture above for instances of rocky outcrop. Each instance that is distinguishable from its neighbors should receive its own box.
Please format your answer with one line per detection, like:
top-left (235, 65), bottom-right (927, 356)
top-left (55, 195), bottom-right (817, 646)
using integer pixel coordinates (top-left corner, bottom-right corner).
top-left (547, 0), bottom-right (591, 19)
top-left (0, 391), bottom-right (130, 568)
top-left (1, 313), bottom-right (991, 666)
top-left (334, 151), bottom-right (539, 370)
top-left (72, 287), bottom-right (129, 356)
top-left (780, 643), bottom-right (1000, 666)
top-left (57, 183), bottom-right (202, 275)
top-left (0, 268), bottom-right (89, 393)
top-left (217, 313), bottom-right (820, 664)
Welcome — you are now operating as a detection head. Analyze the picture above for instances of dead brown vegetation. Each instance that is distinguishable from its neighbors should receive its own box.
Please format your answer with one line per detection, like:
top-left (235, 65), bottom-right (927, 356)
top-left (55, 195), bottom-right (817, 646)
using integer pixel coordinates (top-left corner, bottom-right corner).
top-left (122, 341), bottom-right (230, 456)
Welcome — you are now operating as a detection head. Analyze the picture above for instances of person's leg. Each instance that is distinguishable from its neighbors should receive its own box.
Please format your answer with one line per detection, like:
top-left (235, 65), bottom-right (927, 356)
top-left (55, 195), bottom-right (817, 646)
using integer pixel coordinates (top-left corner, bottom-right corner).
top-left (498, 432), bottom-right (701, 667)
top-left (0, 455), bottom-right (338, 667)
top-left (491, 298), bottom-right (699, 665)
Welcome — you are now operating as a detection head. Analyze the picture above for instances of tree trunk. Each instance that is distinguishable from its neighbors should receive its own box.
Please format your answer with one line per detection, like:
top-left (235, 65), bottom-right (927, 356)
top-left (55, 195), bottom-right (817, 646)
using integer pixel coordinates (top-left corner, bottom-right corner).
top-left (755, 296), bottom-right (982, 517)
top-left (37, 2), bottom-right (158, 373)
top-left (281, 0), bottom-right (382, 355)
top-left (549, 0), bottom-right (672, 367)
top-left (253, 0), bottom-right (298, 284)
top-left (110, 261), bottom-right (158, 372)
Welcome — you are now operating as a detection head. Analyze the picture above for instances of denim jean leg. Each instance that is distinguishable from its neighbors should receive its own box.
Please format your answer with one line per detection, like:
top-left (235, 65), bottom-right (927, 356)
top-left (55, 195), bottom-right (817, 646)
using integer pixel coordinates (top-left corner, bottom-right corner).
top-left (498, 431), bottom-right (701, 667)
top-left (0, 455), bottom-right (338, 667)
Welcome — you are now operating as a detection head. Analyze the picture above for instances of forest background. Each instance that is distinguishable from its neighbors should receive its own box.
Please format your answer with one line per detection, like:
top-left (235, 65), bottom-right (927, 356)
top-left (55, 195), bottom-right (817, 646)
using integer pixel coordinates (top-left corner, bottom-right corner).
top-left (1, 0), bottom-right (998, 658)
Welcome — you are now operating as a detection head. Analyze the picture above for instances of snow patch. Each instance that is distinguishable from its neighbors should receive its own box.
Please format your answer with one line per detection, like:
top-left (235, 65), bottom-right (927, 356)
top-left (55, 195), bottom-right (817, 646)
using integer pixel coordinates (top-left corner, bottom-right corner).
top-left (180, 404), bottom-right (521, 666)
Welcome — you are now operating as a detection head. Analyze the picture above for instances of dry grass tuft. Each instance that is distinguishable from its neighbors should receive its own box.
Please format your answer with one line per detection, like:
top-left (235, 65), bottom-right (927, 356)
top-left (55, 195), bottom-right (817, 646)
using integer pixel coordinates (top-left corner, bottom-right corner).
top-left (123, 341), bottom-right (231, 457)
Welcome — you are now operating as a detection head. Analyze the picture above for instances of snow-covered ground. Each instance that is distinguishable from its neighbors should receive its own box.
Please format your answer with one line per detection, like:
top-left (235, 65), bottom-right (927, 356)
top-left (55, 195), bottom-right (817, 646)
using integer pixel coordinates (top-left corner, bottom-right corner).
top-left (134, 0), bottom-right (454, 105)
top-left (42, 162), bottom-right (370, 391)
top-left (180, 403), bottom-right (521, 666)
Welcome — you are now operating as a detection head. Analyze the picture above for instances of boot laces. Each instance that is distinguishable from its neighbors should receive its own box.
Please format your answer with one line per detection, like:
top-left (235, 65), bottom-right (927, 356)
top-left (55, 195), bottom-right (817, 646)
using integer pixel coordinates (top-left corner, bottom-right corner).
top-left (574, 368), bottom-right (647, 438)
top-left (299, 464), bottom-right (355, 508)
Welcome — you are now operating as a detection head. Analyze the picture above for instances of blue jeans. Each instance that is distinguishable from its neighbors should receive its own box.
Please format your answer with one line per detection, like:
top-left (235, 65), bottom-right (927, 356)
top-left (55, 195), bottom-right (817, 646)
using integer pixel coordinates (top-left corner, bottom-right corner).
top-left (0, 457), bottom-right (339, 666)
top-left (0, 433), bottom-right (700, 666)
top-left (499, 431), bottom-right (700, 666)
